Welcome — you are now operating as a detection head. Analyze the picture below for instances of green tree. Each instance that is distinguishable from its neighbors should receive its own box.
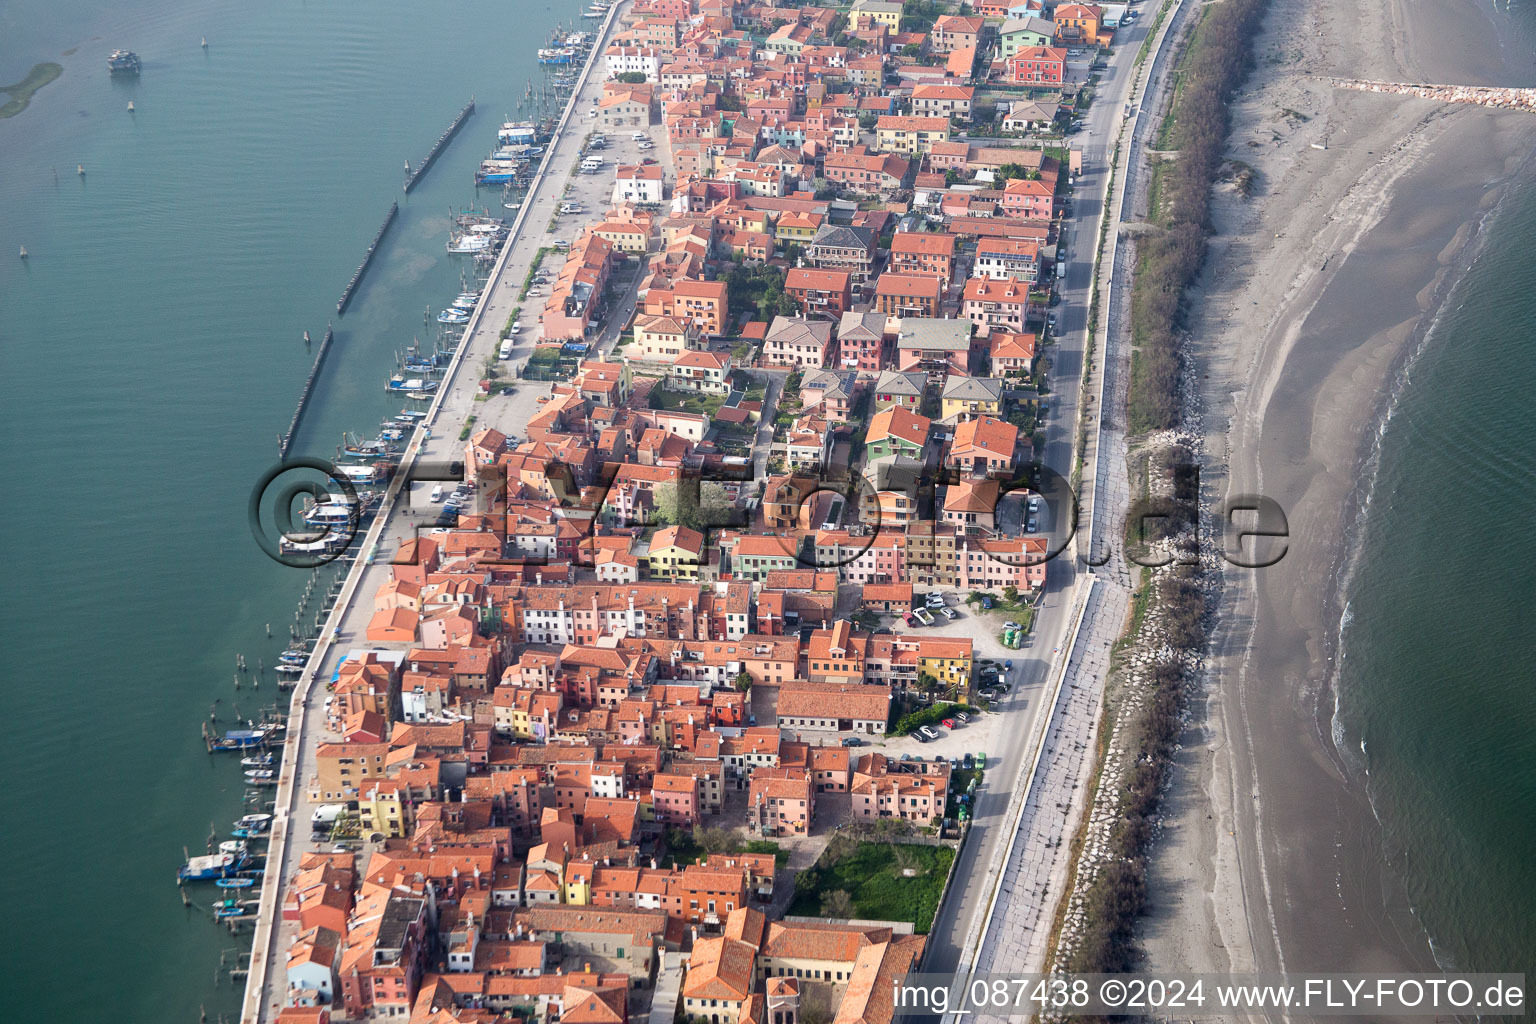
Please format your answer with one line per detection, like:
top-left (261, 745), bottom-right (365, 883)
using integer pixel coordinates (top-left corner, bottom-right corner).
top-left (615, 71), bottom-right (648, 84)
top-left (734, 671), bottom-right (753, 693)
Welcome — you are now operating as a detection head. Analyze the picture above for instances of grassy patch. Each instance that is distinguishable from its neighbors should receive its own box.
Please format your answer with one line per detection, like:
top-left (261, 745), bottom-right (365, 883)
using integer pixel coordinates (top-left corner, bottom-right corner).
top-left (0, 62), bottom-right (63, 119)
top-left (788, 841), bottom-right (955, 932)
top-left (519, 250), bottom-right (551, 302)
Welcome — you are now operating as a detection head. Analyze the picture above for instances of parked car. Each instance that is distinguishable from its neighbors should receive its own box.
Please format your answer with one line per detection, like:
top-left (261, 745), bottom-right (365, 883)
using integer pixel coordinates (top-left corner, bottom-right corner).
top-left (1003, 621), bottom-right (1021, 630)
top-left (943, 607), bottom-right (959, 620)
top-left (918, 726), bottom-right (939, 742)
top-left (941, 718), bottom-right (957, 729)
top-left (963, 753), bottom-right (975, 770)
top-left (841, 737), bottom-right (866, 747)
top-left (1027, 517), bottom-right (1039, 533)
top-left (955, 711), bottom-right (971, 724)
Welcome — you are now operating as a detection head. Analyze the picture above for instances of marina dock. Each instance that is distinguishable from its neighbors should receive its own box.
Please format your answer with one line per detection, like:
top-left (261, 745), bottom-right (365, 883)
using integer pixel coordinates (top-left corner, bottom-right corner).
top-left (239, 8), bottom-right (624, 1023)
top-left (336, 202), bottom-right (398, 316)
top-left (403, 99), bottom-right (476, 193)
top-left (277, 325), bottom-right (335, 460)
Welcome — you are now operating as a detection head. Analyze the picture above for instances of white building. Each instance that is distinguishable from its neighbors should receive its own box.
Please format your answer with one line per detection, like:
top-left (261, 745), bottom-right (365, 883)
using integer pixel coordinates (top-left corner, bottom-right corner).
top-left (605, 45), bottom-right (663, 81)
top-left (613, 163), bottom-right (665, 205)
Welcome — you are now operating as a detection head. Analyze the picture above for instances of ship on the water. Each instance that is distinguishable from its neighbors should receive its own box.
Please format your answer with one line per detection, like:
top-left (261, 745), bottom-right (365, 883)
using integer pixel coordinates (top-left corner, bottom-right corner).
top-left (107, 50), bottom-right (141, 75)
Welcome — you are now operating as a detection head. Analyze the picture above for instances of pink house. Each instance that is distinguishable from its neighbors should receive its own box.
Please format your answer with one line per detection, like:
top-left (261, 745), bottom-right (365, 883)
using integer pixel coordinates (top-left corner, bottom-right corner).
top-left (954, 535), bottom-right (1048, 591)
top-left (652, 771), bottom-right (700, 825)
top-left (1001, 177), bottom-right (1055, 221)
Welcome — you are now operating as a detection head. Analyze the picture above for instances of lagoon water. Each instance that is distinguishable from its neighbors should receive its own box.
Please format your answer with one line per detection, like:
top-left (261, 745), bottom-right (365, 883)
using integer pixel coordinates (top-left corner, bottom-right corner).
top-left (0, 0), bottom-right (587, 1019)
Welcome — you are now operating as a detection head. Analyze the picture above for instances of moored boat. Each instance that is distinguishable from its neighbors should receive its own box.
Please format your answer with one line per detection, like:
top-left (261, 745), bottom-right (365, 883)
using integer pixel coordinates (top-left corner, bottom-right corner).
top-left (214, 876), bottom-right (256, 889)
top-left (387, 376), bottom-right (437, 393)
top-left (211, 729), bottom-right (270, 751)
top-left (178, 851), bottom-right (245, 882)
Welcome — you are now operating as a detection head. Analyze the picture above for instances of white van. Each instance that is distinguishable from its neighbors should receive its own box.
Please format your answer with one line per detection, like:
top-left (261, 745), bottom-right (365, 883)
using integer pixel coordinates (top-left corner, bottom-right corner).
top-left (499, 339), bottom-right (513, 359)
top-left (580, 157), bottom-right (602, 173)
top-left (430, 484), bottom-right (444, 503)
top-left (631, 131), bottom-right (647, 141)
top-left (311, 804), bottom-right (346, 828)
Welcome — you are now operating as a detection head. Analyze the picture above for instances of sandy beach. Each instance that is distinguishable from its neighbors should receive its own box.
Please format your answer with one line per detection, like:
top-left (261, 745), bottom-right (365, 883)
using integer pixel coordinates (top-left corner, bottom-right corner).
top-left (1140, 0), bottom-right (1536, 982)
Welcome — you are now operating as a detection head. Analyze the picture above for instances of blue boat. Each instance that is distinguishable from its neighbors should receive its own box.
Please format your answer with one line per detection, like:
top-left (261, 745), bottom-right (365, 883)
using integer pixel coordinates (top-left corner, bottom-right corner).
top-left (387, 375), bottom-right (437, 393)
top-left (215, 876), bottom-right (256, 889)
top-left (211, 729), bottom-right (270, 751)
top-left (178, 851), bottom-right (247, 883)
top-left (499, 121), bottom-right (538, 145)
top-left (537, 47), bottom-right (574, 64)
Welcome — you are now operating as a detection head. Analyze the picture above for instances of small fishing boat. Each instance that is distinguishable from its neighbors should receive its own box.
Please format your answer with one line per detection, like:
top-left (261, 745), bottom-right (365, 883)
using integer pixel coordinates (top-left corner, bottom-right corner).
top-left (407, 389), bottom-right (435, 401)
top-left (452, 292), bottom-right (481, 308)
top-left (274, 663), bottom-right (305, 676)
top-left (211, 729), bottom-right (270, 751)
top-left (438, 310), bottom-right (471, 324)
top-left (387, 376), bottom-right (437, 394)
top-left (240, 754), bottom-right (273, 769)
top-left (234, 813), bottom-right (273, 833)
top-left (244, 768), bottom-right (275, 781)
top-left (127, 101), bottom-right (134, 111)
top-left (397, 409), bottom-right (427, 420)
top-left (178, 852), bottom-right (244, 882)
top-left (337, 463), bottom-right (386, 483)
top-left (219, 840), bottom-right (248, 857)
top-left (18, 246), bottom-right (27, 259)
top-left (214, 876), bottom-right (256, 889)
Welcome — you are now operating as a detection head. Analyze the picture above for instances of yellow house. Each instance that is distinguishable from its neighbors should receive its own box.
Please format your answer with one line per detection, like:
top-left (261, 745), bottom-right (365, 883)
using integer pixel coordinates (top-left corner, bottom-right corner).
top-left (564, 863), bottom-right (594, 905)
top-left (940, 376), bottom-right (1005, 421)
top-left (358, 779), bottom-right (408, 838)
top-left (648, 525), bottom-right (704, 581)
top-left (774, 212), bottom-right (822, 243)
top-left (850, 0), bottom-right (903, 31)
top-left (917, 637), bottom-right (974, 690)
top-left (874, 115), bottom-right (952, 156)
top-left (592, 219), bottom-right (651, 254)
top-left (632, 314), bottom-right (699, 361)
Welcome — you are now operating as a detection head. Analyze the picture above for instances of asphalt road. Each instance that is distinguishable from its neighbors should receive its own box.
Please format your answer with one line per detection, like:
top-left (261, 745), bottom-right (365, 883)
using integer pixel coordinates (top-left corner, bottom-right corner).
top-left (918, 9), bottom-right (1160, 978)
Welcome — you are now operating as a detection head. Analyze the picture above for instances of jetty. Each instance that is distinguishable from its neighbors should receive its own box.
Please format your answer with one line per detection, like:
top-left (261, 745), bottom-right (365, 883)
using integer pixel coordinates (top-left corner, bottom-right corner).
top-left (277, 324), bottom-right (335, 460)
top-left (403, 99), bottom-right (476, 193)
top-left (336, 202), bottom-right (397, 315)
top-left (1330, 78), bottom-right (1536, 113)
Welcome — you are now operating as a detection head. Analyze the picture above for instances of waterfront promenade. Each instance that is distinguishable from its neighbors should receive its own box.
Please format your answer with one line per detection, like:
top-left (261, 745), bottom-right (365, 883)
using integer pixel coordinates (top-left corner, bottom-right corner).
top-left (238, 4), bottom-right (635, 1020)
